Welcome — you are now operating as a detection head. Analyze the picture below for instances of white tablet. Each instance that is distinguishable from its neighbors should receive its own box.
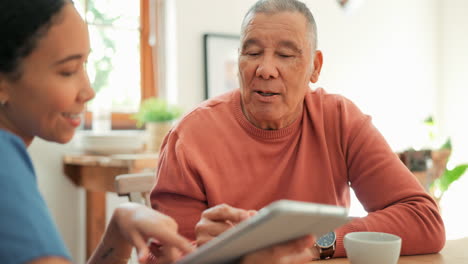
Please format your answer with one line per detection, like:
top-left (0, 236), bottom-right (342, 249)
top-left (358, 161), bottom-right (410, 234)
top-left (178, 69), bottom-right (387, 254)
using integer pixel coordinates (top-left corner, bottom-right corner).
top-left (176, 200), bottom-right (349, 264)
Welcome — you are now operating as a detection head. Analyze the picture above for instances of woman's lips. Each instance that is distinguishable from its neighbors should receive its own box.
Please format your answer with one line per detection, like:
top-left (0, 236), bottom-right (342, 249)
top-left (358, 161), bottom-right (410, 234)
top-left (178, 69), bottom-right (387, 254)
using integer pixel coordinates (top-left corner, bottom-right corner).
top-left (62, 112), bottom-right (82, 127)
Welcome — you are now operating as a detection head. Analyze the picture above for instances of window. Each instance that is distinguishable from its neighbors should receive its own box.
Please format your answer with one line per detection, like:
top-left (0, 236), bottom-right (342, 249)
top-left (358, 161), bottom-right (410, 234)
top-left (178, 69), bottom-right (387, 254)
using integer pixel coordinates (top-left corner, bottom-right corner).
top-left (76, 0), bottom-right (158, 130)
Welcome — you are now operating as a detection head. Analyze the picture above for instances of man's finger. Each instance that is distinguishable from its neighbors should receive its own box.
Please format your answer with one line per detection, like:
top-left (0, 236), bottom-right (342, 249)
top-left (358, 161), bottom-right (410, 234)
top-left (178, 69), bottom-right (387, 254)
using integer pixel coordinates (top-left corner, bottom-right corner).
top-left (273, 235), bottom-right (315, 257)
top-left (278, 249), bottom-right (313, 264)
top-left (247, 210), bottom-right (258, 217)
top-left (202, 204), bottom-right (249, 223)
top-left (196, 218), bottom-right (233, 236)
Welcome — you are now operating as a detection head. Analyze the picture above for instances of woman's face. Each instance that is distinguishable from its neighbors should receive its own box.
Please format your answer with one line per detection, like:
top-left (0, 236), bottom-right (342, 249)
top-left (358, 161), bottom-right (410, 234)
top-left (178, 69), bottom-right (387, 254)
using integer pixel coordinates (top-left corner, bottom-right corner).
top-left (0, 3), bottom-right (94, 145)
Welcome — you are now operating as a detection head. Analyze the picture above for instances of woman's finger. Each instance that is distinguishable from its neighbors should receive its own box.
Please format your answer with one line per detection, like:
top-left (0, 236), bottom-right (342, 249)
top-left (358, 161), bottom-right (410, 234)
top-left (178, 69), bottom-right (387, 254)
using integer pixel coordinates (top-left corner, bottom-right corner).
top-left (128, 233), bottom-right (150, 263)
top-left (146, 227), bottom-right (194, 254)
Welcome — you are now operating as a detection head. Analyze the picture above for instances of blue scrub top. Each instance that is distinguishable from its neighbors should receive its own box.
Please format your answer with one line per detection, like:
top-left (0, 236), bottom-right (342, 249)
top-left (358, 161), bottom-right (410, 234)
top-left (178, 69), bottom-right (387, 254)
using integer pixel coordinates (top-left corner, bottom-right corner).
top-left (0, 130), bottom-right (71, 264)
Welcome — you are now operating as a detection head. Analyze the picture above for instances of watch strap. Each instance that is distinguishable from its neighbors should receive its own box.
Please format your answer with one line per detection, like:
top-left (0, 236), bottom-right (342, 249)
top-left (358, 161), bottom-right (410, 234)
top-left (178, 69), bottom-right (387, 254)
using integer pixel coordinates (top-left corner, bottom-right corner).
top-left (314, 231), bottom-right (337, 260)
top-left (317, 242), bottom-right (336, 259)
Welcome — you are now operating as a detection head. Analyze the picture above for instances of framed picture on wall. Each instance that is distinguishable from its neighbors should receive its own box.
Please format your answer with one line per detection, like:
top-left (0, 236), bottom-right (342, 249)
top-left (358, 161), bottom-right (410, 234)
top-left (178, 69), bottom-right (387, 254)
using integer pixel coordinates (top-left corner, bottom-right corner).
top-left (203, 33), bottom-right (240, 99)
top-left (336, 0), bottom-right (364, 13)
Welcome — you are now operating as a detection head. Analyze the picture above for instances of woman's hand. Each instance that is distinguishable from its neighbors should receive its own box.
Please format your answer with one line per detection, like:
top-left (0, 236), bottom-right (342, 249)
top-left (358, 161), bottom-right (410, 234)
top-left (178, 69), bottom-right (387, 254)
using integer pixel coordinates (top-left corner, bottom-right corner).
top-left (104, 202), bottom-right (194, 264)
top-left (241, 235), bottom-right (315, 264)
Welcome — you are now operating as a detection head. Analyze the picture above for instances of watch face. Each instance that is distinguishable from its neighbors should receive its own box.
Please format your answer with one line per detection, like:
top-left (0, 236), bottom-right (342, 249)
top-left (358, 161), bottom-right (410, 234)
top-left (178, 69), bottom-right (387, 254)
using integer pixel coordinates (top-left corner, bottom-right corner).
top-left (317, 232), bottom-right (336, 247)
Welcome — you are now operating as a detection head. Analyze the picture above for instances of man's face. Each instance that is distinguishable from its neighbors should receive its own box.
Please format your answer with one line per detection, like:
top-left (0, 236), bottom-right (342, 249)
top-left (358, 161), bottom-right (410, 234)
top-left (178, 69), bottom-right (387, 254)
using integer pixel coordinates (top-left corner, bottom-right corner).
top-left (238, 11), bottom-right (322, 130)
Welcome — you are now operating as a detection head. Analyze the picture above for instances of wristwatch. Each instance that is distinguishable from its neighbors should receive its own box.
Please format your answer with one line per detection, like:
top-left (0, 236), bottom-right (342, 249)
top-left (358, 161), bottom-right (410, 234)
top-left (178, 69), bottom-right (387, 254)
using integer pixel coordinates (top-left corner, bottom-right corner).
top-left (314, 231), bottom-right (336, 259)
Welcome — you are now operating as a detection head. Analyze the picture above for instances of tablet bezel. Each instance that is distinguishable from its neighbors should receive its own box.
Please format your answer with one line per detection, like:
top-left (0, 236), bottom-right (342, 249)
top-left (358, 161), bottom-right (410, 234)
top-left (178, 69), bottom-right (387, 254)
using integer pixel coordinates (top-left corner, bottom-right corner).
top-left (176, 200), bottom-right (349, 264)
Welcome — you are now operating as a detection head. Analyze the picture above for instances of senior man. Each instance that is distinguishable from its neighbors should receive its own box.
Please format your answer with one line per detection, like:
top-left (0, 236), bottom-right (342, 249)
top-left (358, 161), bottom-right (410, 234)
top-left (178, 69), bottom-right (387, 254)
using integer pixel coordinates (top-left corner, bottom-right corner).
top-left (151, 0), bottom-right (445, 260)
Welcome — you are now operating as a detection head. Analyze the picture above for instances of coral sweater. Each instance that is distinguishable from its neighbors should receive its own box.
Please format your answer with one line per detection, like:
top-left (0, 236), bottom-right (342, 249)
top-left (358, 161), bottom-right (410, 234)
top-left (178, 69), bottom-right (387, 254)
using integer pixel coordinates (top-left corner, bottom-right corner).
top-left (151, 88), bottom-right (445, 257)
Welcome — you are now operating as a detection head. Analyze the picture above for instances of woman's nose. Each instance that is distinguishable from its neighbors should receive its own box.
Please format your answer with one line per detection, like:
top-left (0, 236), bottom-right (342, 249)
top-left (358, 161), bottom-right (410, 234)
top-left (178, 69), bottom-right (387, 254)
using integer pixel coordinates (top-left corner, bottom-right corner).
top-left (78, 71), bottom-right (95, 103)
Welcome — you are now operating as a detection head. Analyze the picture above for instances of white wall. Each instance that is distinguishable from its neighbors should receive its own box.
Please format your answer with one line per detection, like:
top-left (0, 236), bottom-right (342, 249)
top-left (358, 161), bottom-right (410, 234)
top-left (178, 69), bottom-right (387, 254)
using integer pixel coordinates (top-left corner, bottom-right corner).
top-left (167, 0), bottom-right (250, 107)
top-left (437, 0), bottom-right (468, 240)
top-left (29, 0), bottom-right (468, 261)
top-left (309, 0), bottom-right (439, 151)
top-left (438, 0), bottom-right (468, 165)
top-left (28, 138), bottom-right (130, 263)
top-left (28, 139), bottom-right (85, 264)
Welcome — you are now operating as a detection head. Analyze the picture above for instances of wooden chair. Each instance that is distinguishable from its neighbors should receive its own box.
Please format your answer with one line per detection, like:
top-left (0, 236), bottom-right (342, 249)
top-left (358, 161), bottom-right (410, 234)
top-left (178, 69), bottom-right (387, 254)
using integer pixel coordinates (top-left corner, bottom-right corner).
top-left (114, 172), bottom-right (156, 205)
top-left (114, 172), bottom-right (156, 264)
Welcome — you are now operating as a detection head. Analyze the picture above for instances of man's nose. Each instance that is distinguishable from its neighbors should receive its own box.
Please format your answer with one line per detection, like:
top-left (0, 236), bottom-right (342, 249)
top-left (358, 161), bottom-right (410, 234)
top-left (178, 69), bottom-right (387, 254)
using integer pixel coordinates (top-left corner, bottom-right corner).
top-left (255, 55), bottom-right (279, 79)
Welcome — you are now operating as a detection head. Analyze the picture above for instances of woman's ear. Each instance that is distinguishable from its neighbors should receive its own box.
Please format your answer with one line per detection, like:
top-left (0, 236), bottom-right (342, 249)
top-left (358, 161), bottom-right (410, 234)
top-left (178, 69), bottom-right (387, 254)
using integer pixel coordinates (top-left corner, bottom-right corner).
top-left (0, 74), bottom-right (10, 105)
top-left (310, 50), bottom-right (323, 83)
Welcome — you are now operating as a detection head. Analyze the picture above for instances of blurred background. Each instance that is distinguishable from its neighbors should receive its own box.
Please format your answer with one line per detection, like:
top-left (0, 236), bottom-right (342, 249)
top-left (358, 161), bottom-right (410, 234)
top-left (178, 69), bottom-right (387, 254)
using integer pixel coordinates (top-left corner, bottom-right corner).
top-left (27, 0), bottom-right (468, 262)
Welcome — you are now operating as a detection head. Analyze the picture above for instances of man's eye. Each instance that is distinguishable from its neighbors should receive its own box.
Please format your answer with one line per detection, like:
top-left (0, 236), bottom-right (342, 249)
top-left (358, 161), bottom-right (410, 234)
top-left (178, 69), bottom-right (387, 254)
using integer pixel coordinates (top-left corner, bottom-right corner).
top-left (278, 54), bottom-right (294, 58)
top-left (242, 50), bottom-right (261, 57)
top-left (59, 71), bottom-right (75, 77)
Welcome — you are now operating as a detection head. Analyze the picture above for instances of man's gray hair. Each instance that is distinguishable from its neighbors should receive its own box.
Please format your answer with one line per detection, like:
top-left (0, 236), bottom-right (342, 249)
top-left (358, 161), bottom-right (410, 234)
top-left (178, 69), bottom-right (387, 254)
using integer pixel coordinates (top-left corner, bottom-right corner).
top-left (240, 0), bottom-right (318, 49)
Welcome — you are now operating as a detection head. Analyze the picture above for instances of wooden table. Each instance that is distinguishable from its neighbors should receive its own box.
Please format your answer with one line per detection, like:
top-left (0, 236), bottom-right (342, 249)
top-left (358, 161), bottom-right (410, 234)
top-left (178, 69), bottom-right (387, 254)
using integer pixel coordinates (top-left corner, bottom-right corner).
top-left (63, 153), bottom-right (158, 259)
top-left (314, 237), bottom-right (468, 263)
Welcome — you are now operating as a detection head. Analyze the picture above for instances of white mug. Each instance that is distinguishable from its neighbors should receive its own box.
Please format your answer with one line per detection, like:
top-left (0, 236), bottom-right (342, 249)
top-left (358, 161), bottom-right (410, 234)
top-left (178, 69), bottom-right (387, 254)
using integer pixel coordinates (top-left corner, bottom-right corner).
top-left (344, 232), bottom-right (402, 264)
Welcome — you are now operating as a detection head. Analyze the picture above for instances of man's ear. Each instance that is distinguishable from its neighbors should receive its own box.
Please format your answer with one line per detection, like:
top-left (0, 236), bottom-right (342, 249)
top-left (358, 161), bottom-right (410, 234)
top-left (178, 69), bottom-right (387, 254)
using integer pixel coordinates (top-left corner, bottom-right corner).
top-left (310, 50), bottom-right (323, 83)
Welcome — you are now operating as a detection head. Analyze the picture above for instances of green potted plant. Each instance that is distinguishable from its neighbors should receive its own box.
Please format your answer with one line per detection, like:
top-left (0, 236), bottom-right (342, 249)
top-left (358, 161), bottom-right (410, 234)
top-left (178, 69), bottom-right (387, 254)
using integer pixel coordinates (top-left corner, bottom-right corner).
top-left (430, 139), bottom-right (468, 204)
top-left (132, 98), bottom-right (182, 152)
top-left (404, 116), bottom-right (468, 208)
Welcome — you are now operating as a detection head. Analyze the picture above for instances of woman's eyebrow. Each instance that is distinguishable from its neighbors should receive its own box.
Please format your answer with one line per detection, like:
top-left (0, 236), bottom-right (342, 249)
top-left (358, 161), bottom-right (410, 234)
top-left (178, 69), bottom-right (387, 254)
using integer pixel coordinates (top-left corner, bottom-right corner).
top-left (53, 50), bottom-right (90, 66)
top-left (53, 54), bottom-right (84, 65)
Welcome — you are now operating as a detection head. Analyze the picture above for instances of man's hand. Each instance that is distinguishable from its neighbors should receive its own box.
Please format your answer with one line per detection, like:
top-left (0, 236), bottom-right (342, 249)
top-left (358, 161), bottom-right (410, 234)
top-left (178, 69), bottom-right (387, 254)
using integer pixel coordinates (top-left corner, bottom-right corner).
top-left (241, 235), bottom-right (315, 264)
top-left (195, 204), bottom-right (255, 246)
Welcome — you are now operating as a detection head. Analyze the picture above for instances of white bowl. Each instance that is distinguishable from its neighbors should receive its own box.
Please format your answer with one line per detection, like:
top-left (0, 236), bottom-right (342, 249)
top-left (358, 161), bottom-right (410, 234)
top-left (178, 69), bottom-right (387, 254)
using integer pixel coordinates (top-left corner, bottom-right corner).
top-left (344, 232), bottom-right (401, 264)
top-left (75, 131), bottom-right (145, 155)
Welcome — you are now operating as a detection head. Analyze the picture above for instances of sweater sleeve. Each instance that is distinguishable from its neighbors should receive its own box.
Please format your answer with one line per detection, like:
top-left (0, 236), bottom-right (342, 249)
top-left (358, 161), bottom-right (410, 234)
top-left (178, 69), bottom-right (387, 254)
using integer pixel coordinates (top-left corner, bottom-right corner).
top-left (332, 98), bottom-right (445, 257)
top-left (150, 129), bottom-right (208, 240)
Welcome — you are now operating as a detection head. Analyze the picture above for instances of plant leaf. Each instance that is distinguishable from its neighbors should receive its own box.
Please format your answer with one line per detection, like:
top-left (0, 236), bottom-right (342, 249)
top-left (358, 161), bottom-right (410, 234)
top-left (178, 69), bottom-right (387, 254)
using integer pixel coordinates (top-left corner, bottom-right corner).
top-left (424, 116), bottom-right (434, 125)
top-left (439, 138), bottom-right (452, 150)
top-left (132, 98), bottom-right (182, 126)
top-left (434, 164), bottom-right (468, 192)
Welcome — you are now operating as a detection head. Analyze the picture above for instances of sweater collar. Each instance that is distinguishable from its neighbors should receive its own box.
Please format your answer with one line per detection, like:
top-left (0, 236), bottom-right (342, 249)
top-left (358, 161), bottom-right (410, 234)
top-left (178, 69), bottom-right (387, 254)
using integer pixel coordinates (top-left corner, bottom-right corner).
top-left (231, 90), bottom-right (302, 140)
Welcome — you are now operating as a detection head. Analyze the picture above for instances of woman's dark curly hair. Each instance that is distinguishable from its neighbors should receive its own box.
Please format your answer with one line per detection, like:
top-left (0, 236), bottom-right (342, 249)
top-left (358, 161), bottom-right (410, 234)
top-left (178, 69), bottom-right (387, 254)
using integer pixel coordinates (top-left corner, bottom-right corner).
top-left (0, 0), bottom-right (70, 79)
